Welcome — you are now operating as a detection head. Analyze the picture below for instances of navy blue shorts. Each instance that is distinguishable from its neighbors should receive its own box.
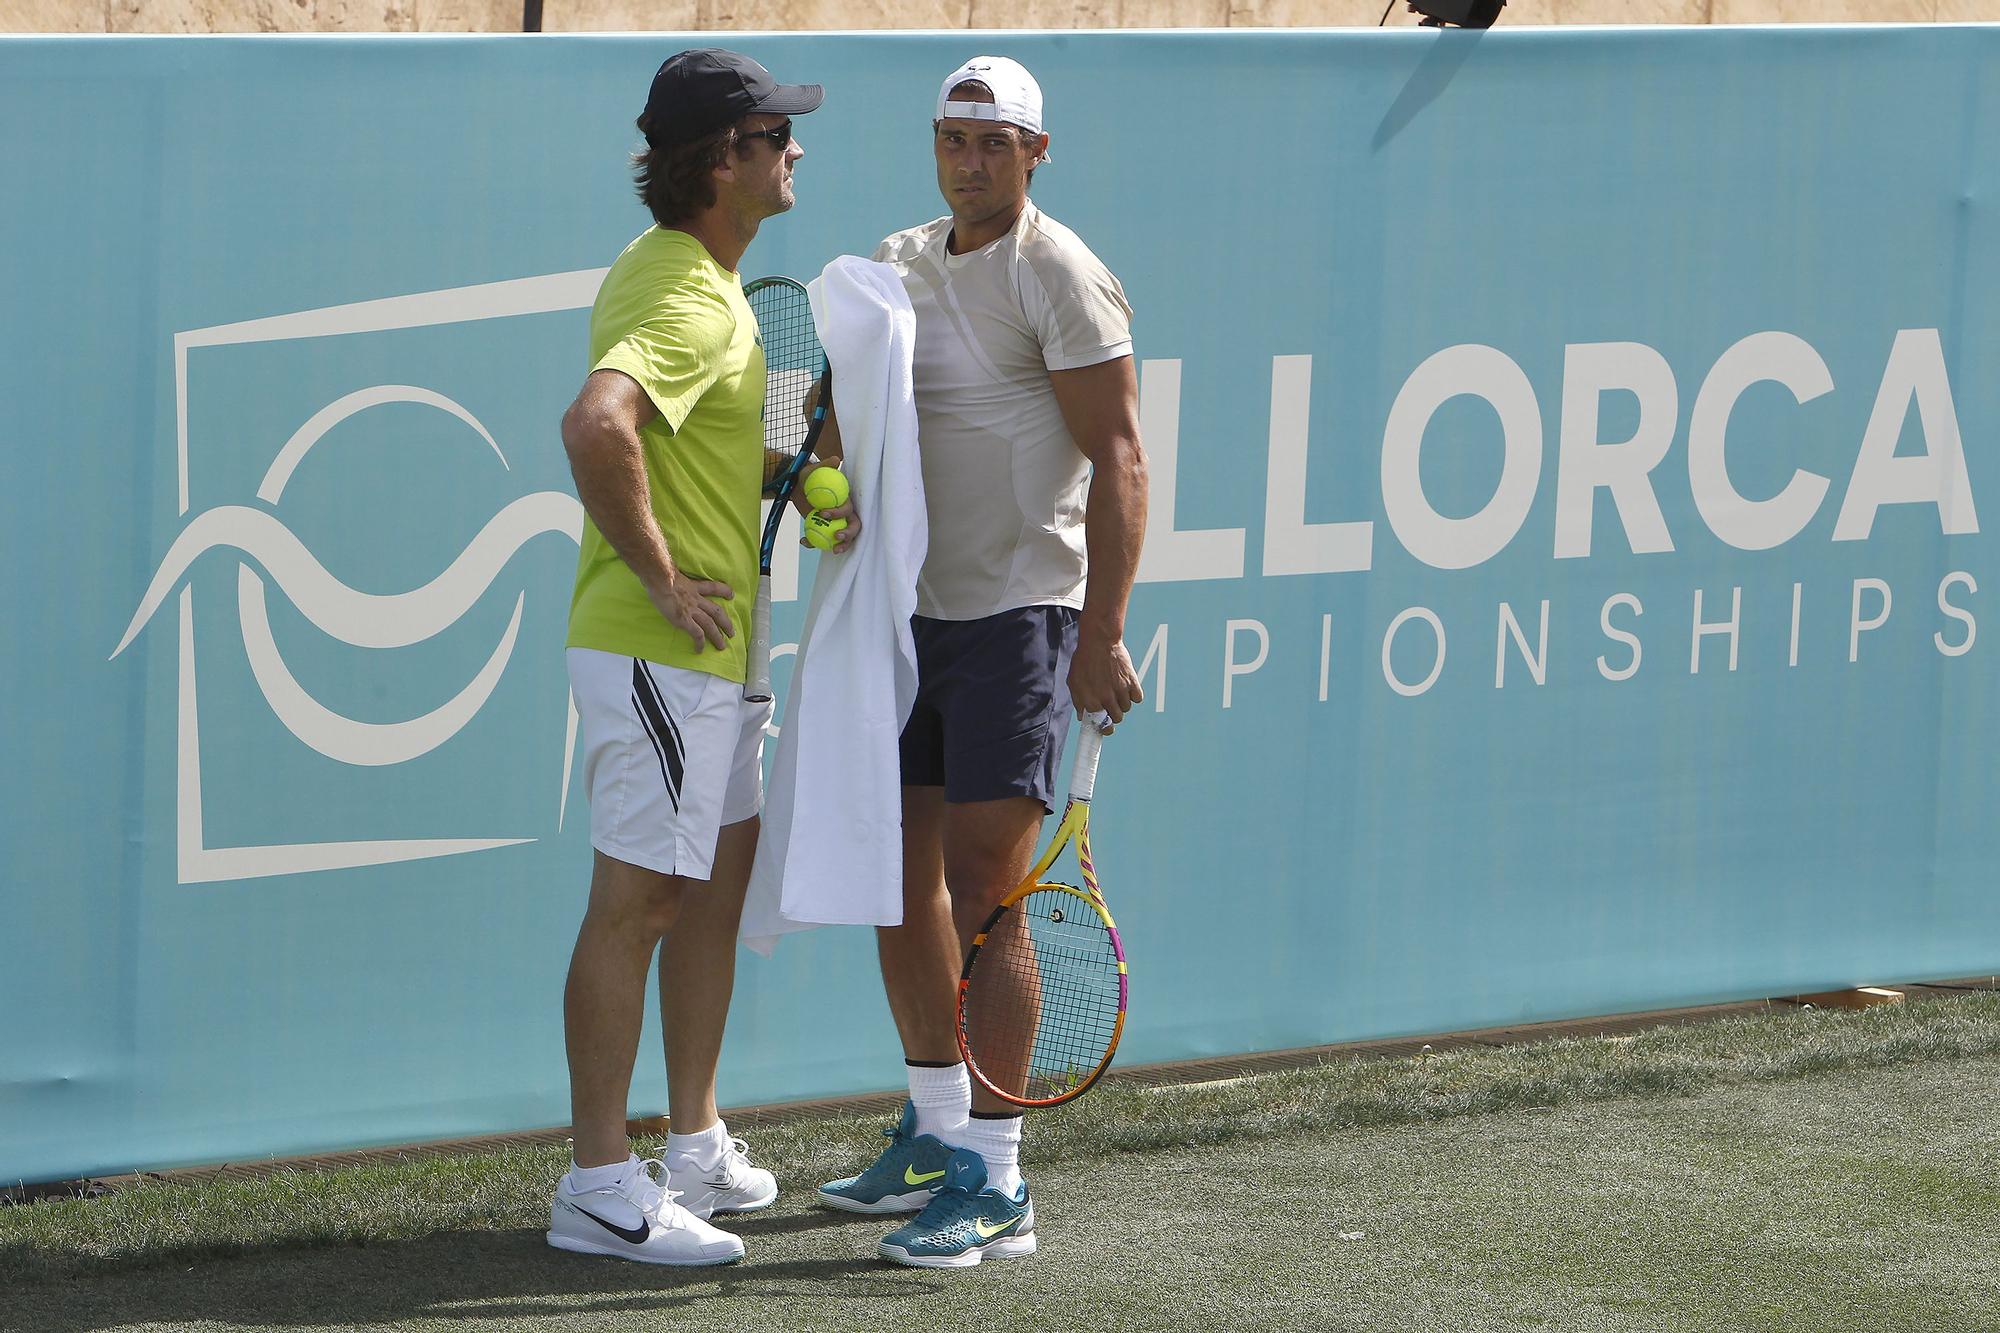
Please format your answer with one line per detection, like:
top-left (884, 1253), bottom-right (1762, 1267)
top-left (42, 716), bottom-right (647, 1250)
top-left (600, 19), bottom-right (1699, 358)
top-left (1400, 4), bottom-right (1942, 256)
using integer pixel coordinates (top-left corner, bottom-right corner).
top-left (899, 606), bottom-right (1079, 810)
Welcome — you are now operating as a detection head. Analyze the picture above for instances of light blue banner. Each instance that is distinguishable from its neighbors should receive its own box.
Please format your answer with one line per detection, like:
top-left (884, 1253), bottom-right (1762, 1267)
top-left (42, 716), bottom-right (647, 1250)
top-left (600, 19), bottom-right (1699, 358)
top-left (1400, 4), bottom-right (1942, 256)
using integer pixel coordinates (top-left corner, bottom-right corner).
top-left (2, 27), bottom-right (1994, 1185)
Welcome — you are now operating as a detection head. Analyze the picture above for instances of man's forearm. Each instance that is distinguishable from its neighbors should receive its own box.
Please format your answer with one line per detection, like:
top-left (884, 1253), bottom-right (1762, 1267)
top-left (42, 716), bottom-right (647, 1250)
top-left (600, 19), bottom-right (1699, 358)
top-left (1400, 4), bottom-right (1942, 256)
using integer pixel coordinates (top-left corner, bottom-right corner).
top-left (812, 401), bottom-right (845, 468)
top-left (784, 402), bottom-right (845, 517)
top-left (565, 415), bottom-right (680, 598)
top-left (1050, 356), bottom-right (1146, 642)
top-left (1079, 436), bottom-right (1147, 638)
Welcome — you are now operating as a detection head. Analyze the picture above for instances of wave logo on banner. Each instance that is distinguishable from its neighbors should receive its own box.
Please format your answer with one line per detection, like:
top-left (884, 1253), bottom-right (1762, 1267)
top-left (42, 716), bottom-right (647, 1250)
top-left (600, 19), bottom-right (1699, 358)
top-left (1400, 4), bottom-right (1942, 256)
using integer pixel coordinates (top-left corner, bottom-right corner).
top-left (110, 271), bottom-right (609, 884)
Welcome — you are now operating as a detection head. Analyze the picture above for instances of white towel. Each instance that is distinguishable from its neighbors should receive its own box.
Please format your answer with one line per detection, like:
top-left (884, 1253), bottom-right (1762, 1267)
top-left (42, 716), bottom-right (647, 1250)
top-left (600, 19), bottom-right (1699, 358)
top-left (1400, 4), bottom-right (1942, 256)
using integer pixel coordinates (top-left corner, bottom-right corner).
top-left (741, 257), bottom-right (926, 954)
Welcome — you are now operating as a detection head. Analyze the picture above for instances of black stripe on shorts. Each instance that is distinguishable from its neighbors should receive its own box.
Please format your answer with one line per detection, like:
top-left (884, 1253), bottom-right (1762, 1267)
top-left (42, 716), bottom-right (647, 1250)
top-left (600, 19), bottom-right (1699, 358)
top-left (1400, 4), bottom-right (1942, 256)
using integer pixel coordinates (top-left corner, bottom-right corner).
top-left (630, 660), bottom-right (686, 811)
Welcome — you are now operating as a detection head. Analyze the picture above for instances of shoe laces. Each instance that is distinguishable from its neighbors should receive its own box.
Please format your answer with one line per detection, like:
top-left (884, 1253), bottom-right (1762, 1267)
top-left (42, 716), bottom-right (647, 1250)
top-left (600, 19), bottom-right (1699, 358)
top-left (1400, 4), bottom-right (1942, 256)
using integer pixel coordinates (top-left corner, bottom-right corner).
top-left (713, 1137), bottom-right (755, 1183)
top-left (625, 1157), bottom-right (694, 1227)
top-left (912, 1185), bottom-right (983, 1237)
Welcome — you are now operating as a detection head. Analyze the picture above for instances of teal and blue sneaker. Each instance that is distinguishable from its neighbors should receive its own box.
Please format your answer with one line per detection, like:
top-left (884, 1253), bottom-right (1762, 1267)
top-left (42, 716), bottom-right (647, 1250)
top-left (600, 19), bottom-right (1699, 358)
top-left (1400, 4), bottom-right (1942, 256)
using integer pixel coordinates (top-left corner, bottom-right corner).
top-left (817, 1102), bottom-right (957, 1214)
top-left (877, 1148), bottom-right (1036, 1269)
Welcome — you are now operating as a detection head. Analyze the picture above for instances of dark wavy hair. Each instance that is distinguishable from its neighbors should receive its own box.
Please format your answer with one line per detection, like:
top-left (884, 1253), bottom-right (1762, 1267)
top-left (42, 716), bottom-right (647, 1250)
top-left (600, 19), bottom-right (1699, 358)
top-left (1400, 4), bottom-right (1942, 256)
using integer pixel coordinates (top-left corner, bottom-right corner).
top-left (632, 117), bottom-right (742, 227)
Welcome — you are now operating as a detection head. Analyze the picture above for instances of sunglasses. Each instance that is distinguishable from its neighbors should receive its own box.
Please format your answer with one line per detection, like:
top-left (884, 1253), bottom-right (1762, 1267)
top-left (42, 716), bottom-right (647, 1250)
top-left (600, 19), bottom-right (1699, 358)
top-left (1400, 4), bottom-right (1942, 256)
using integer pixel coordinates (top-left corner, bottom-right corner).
top-left (740, 119), bottom-right (793, 152)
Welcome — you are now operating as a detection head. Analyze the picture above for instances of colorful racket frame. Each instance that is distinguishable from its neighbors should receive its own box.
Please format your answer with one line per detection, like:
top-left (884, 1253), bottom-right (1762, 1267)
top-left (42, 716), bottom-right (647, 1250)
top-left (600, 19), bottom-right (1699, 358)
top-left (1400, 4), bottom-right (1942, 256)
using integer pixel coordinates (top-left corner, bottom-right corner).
top-left (955, 716), bottom-right (1129, 1108)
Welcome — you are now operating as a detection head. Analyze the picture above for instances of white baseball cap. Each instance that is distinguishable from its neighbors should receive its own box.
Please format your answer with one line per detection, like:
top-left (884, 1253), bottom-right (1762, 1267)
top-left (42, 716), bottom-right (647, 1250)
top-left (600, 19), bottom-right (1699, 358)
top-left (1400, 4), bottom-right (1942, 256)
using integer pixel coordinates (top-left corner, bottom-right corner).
top-left (934, 56), bottom-right (1050, 163)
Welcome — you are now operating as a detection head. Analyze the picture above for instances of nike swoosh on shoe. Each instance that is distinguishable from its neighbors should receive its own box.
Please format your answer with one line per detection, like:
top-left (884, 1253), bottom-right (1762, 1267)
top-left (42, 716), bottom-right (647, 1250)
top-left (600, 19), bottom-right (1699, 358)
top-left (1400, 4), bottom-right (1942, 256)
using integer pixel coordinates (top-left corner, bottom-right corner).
top-left (572, 1204), bottom-right (651, 1245)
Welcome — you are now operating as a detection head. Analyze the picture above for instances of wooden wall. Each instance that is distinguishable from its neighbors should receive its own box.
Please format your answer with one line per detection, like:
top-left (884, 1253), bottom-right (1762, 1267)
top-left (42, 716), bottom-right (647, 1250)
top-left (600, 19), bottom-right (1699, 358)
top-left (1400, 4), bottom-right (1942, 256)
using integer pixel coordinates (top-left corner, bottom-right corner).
top-left (10, 0), bottom-right (1998, 34)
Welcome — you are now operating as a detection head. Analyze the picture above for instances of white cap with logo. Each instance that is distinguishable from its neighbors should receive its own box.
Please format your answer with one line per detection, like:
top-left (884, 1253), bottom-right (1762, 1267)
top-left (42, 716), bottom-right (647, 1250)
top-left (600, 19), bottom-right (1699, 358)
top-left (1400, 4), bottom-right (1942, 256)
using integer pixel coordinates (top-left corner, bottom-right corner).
top-left (935, 55), bottom-right (1050, 163)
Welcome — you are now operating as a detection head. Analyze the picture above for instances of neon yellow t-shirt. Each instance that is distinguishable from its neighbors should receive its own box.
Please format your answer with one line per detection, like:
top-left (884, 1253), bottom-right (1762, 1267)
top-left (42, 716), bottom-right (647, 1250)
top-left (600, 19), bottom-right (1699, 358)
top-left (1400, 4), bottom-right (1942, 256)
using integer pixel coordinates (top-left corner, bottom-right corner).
top-left (566, 228), bottom-right (764, 681)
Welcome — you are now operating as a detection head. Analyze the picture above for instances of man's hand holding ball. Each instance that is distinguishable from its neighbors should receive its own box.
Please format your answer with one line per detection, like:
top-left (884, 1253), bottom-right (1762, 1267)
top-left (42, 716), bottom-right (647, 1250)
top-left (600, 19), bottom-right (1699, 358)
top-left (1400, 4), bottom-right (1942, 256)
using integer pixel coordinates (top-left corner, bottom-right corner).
top-left (804, 511), bottom-right (848, 550)
top-left (799, 464), bottom-right (858, 553)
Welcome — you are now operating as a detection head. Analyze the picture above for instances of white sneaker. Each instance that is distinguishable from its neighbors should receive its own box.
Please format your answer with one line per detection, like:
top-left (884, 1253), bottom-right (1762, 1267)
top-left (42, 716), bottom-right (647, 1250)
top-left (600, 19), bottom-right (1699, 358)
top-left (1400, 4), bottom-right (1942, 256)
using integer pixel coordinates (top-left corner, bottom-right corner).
top-left (547, 1158), bottom-right (745, 1265)
top-left (666, 1135), bottom-right (779, 1219)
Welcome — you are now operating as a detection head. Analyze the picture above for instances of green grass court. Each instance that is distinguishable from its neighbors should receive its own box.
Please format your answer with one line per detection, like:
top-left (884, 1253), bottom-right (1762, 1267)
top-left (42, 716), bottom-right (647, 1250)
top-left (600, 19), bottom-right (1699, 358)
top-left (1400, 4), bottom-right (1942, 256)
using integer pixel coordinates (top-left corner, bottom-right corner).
top-left (6, 992), bottom-right (1998, 1332)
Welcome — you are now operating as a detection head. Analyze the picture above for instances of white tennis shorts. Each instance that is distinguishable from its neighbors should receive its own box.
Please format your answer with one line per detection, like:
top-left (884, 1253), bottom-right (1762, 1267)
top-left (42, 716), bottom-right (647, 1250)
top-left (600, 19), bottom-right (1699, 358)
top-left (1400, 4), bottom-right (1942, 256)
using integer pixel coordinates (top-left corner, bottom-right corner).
top-left (566, 648), bottom-right (772, 880)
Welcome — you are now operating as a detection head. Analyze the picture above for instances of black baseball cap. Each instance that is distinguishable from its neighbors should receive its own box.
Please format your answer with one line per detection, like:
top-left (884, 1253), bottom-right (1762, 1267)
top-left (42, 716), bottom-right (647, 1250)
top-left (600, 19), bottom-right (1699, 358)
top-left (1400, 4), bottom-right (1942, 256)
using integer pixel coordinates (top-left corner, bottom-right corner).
top-left (642, 49), bottom-right (824, 147)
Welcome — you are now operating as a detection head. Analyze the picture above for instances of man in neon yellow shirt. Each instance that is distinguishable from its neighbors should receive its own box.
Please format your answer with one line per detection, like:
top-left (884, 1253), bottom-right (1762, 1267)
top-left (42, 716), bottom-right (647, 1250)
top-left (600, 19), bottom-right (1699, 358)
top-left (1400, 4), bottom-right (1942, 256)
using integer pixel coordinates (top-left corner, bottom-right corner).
top-left (547, 48), bottom-right (835, 1268)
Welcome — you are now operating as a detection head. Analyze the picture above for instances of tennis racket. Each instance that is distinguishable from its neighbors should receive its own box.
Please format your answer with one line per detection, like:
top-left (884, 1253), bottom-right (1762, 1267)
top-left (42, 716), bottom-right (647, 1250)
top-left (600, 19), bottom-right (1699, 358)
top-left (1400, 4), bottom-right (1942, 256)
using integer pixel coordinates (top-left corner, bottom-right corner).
top-left (956, 713), bottom-right (1127, 1108)
top-left (742, 275), bottom-right (829, 704)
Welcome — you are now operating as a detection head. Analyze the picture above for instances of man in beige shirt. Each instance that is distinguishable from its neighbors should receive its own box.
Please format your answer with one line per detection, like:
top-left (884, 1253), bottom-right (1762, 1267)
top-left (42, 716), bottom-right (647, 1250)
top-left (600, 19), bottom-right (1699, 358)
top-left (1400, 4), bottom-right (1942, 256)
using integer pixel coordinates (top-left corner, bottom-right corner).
top-left (812, 55), bottom-right (1149, 1268)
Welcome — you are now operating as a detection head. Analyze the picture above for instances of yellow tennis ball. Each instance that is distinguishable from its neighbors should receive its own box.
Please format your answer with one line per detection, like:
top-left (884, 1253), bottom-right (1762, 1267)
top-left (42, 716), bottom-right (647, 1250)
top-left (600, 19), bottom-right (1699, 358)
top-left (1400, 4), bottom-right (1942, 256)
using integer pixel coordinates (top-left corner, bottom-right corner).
top-left (803, 512), bottom-right (848, 551)
top-left (801, 465), bottom-right (849, 512)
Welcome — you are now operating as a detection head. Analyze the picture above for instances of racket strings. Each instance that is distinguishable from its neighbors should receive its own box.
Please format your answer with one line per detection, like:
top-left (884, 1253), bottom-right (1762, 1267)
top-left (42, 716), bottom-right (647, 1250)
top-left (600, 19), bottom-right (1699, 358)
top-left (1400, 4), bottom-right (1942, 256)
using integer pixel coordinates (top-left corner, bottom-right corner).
top-left (745, 282), bottom-right (822, 474)
top-left (965, 884), bottom-right (1124, 1102)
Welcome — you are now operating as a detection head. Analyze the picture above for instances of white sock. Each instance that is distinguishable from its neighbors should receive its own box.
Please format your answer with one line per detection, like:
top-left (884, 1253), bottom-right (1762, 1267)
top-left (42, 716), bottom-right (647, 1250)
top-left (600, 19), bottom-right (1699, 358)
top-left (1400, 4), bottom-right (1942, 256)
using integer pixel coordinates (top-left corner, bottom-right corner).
top-left (664, 1119), bottom-right (730, 1171)
top-left (566, 1153), bottom-right (639, 1193)
top-left (907, 1061), bottom-right (971, 1141)
top-left (957, 1113), bottom-right (1023, 1197)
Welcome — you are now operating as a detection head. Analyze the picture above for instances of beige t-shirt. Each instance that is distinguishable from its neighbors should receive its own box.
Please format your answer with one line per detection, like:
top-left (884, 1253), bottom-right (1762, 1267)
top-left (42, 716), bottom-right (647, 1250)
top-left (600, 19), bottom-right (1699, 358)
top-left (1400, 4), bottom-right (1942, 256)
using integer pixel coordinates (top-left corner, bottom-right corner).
top-left (873, 200), bottom-right (1133, 621)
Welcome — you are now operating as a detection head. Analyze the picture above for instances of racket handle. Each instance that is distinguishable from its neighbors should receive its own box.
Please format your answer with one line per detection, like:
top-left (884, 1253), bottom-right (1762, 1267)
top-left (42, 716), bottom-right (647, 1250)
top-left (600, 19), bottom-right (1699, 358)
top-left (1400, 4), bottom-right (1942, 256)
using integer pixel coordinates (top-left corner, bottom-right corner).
top-left (743, 574), bottom-right (774, 703)
top-left (1069, 712), bottom-right (1109, 802)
